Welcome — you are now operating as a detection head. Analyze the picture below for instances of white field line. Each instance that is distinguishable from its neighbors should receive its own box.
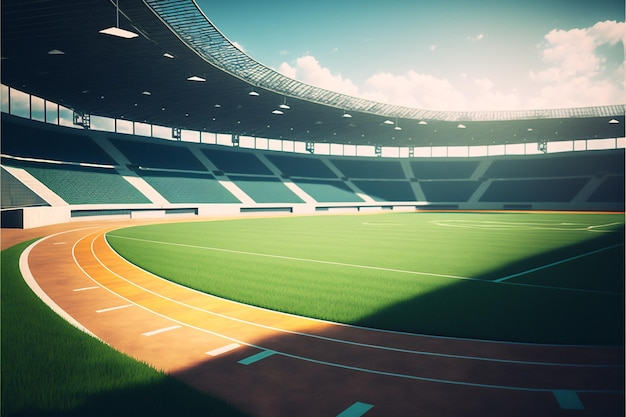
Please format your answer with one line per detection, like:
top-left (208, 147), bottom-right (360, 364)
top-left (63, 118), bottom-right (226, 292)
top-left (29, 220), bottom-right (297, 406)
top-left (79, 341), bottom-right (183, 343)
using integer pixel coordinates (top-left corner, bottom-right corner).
top-left (87, 231), bottom-right (624, 382)
top-left (494, 243), bottom-right (625, 283)
top-left (106, 235), bottom-right (472, 281)
top-left (107, 235), bottom-right (623, 295)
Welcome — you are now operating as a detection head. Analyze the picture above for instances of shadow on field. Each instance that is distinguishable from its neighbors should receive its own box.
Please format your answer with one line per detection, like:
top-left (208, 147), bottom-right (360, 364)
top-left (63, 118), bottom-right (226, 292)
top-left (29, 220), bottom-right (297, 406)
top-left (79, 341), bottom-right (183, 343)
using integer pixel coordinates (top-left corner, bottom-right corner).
top-left (352, 227), bottom-right (625, 345)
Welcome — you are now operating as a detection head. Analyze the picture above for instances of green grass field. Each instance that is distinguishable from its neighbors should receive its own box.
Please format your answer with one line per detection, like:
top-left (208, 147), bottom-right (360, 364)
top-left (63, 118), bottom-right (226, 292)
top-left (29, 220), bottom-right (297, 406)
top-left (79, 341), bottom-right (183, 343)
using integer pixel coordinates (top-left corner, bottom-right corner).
top-left (1, 241), bottom-right (252, 417)
top-left (107, 212), bottom-right (625, 345)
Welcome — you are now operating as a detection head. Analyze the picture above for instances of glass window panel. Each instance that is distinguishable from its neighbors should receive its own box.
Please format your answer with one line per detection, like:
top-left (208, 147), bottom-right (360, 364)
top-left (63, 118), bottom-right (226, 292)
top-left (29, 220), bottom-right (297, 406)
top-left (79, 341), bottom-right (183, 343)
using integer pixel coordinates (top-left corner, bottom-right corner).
top-left (1, 84), bottom-right (9, 113)
top-left (30, 96), bottom-right (45, 122)
top-left (9, 88), bottom-right (30, 118)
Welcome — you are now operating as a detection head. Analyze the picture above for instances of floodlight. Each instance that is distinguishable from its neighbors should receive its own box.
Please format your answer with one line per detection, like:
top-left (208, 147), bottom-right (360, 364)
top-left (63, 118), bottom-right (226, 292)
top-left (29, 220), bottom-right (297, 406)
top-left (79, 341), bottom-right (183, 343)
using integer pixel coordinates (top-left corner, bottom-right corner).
top-left (279, 98), bottom-right (290, 109)
top-left (99, 0), bottom-right (138, 38)
top-left (99, 27), bottom-right (138, 39)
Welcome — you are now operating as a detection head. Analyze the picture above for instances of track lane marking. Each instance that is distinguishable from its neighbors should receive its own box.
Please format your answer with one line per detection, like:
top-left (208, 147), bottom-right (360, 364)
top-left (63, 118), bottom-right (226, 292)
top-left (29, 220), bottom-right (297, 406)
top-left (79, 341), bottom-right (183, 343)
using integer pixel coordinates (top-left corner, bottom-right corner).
top-left (99, 231), bottom-right (623, 367)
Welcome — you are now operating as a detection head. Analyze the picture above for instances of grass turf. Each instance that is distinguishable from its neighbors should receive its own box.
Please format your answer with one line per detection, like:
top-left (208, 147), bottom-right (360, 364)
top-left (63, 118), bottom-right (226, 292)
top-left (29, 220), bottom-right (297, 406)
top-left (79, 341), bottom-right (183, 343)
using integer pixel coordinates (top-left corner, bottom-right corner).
top-left (1, 240), bottom-right (251, 417)
top-left (106, 212), bottom-right (625, 345)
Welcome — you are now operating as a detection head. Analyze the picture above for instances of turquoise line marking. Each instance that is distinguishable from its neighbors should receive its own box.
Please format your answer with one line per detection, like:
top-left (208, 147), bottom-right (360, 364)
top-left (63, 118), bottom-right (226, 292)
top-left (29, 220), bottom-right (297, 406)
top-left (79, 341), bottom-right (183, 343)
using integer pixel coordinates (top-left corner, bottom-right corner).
top-left (238, 350), bottom-right (276, 365)
top-left (494, 243), bottom-right (624, 283)
top-left (553, 390), bottom-right (584, 410)
top-left (337, 402), bottom-right (374, 417)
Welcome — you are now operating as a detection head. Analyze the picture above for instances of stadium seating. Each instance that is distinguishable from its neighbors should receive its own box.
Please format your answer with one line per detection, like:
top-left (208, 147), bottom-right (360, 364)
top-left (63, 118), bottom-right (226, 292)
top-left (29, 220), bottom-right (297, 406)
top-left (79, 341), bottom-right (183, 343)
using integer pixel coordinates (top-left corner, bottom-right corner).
top-left (136, 170), bottom-right (240, 204)
top-left (201, 148), bottom-right (273, 175)
top-left (1, 114), bottom-right (116, 165)
top-left (110, 137), bottom-right (207, 171)
top-left (1, 115), bottom-right (624, 217)
top-left (3, 159), bottom-right (151, 205)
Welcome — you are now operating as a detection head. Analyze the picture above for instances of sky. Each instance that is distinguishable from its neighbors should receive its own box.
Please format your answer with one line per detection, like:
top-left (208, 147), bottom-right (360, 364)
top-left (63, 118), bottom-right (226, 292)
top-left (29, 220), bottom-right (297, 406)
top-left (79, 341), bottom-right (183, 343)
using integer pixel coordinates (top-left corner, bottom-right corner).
top-left (196, 0), bottom-right (625, 112)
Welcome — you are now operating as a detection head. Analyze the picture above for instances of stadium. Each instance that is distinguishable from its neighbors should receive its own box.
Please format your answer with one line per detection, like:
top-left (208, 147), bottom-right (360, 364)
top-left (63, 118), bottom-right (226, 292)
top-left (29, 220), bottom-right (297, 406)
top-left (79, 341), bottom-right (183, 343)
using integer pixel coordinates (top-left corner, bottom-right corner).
top-left (1, 1), bottom-right (624, 416)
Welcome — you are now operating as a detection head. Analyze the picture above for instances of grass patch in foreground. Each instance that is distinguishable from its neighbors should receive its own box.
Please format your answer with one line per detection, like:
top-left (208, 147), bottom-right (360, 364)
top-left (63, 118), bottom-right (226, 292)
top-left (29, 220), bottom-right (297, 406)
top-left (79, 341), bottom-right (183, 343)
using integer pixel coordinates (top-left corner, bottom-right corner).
top-left (107, 212), bottom-right (625, 345)
top-left (1, 240), bottom-right (251, 417)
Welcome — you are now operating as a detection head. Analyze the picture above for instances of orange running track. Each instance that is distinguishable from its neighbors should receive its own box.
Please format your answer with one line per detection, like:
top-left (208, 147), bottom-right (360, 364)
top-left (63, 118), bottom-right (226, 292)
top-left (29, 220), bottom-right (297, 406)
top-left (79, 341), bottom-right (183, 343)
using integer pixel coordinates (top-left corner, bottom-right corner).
top-left (4, 218), bottom-right (624, 417)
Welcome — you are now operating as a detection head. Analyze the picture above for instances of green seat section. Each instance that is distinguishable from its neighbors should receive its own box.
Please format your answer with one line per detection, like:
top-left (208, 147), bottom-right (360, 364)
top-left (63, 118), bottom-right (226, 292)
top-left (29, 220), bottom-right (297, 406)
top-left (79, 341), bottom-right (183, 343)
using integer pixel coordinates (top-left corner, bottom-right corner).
top-left (229, 175), bottom-right (304, 203)
top-left (480, 178), bottom-right (590, 203)
top-left (202, 148), bottom-right (273, 175)
top-left (1, 114), bottom-right (116, 165)
top-left (293, 179), bottom-right (363, 203)
top-left (4, 160), bottom-right (150, 205)
top-left (1, 167), bottom-right (50, 208)
top-left (420, 181), bottom-right (481, 202)
top-left (352, 180), bottom-right (416, 202)
top-left (111, 138), bottom-right (206, 171)
top-left (266, 154), bottom-right (336, 178)
top-left (410, 160), bottom-right (479, 179)
top-left (330, 159), bottom-right (405, 179)
top-left (588, 175), bottom-right (625, 204)
top-left (138, 170), bottom-right (240, 204)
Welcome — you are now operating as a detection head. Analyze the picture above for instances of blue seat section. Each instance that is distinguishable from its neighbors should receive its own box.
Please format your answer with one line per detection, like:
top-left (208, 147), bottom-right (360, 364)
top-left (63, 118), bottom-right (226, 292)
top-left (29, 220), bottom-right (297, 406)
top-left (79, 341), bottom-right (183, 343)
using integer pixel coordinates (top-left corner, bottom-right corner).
top-left (137, 170), bottom-right (240, 204)
top-left (588, 175), bottom-right (625, 204)
top-left (292, 179), bottom-right (363, 203)
top-left (3, 159), bottom-right (150, 205)
top-left (352, 181), bottom-right (416, 202)
top-left (110, 138), bottom-right (206, 171)
top-left (1, 114), bottom-right (116, 165)
top-left (410, 160), bottom-right (479, 179)
top-left (480, 178), bottom-right (590, 203)
top-left (265, 154), bottom-right (336, 178)
top-left (484, 151), bottom-right (624, 178)
top-left (420, 181), bottom-right (481, 202)
top-left (1, 166), bottom-right (50, 209)
top-left (201, 148), bottom-right (273, 175)
top-left (330, 159), bottom-right (405, 179)
top-left (229, 175), bottom-right (304, 203)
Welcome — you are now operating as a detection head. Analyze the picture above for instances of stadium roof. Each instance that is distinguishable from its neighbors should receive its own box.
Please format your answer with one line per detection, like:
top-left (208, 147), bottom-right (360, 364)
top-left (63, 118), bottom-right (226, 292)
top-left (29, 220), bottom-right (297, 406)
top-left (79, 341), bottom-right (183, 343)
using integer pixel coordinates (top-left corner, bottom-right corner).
top-left (2, 0), bottom-right (624, 147)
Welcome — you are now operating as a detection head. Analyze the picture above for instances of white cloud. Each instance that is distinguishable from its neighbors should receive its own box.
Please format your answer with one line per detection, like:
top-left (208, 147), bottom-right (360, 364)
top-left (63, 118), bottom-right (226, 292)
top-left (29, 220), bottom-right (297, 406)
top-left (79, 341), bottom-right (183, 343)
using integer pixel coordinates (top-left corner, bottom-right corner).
top-left (277, 21), bottom-right (624, 112)
top-left (278, 55), bottom-right (360, 96)
top-left (528, 20), bottom-right (625, 108)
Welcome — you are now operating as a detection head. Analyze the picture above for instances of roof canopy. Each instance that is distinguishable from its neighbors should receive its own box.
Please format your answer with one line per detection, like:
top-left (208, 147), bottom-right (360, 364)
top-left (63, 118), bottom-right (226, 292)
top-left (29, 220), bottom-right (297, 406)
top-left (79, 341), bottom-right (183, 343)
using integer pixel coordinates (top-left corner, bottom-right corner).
top-left (2, 0), bottom-right (624, 147)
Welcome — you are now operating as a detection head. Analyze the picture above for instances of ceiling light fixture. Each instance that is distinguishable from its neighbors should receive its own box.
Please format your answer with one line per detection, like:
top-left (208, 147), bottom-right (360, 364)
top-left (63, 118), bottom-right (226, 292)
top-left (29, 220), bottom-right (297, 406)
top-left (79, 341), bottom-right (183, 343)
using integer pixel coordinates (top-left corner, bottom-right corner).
top-left (249, 89), bottom-right (260, 97)
top-left (457, 123), bottom-right (467, 129)
top-left (609, 119), bottom-right (620, 124)
top-left (279, 98), bottom-right (290, 110)
top-left (418, 120), bottom-right (428, 125)
top-left (342, 111), bottom-right (352, 118)
top-left (383, 119), bottom-right (394, 125)
top-left (99, 0), bottom-right (138, 38)
top-left (47, 49), bottom-right (65, 55)
top-left (187, 75), bottom-right (206, 82)
top-left (272, 109), bottom-right (284, 115)
top-left (163, 52), bottom-right (175, 59)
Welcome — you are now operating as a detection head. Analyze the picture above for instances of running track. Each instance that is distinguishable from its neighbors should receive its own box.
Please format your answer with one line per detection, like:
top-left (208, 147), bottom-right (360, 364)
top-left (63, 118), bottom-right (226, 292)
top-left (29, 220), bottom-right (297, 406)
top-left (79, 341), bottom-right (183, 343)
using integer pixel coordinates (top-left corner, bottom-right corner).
top-left (4, 218), bottom-right (624, 417)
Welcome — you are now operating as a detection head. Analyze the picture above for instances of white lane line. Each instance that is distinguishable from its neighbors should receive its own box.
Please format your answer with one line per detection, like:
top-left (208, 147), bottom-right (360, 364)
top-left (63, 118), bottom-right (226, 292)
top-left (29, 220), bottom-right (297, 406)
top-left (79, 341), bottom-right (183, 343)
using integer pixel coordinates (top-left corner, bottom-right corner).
top-left (73, 286), bottom-right (100, 292)
top-left (96, 304), bottom-right (133, 313)
top-left (73, 231), bottom-right (622, 393)
top-left (142, 325), bottom-right (182, 337)
top-left (206, 343), bottom-right (241, 357)
top-left (101, 232), bottom-right (623, 367)
top-left (495, 243), bottom-right (625, 283)
top-left (53, 242), bottom-right (67, 245)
